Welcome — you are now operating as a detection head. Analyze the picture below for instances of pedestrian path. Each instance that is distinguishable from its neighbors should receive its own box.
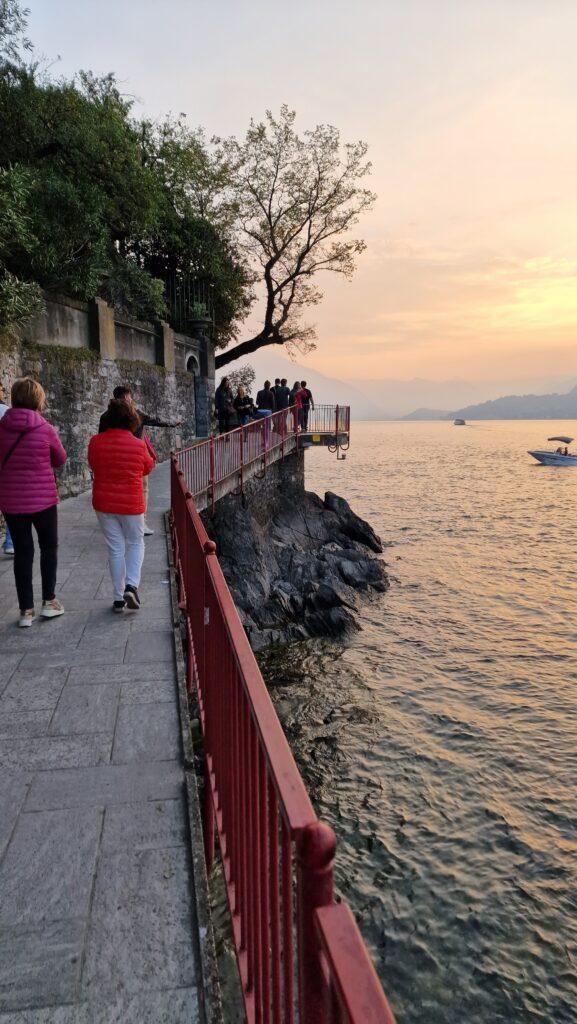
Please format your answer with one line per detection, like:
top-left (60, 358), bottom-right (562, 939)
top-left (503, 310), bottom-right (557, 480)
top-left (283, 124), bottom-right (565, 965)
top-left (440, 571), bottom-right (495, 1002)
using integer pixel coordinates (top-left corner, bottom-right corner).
top-left (0, 462), bottom-right (200, 1022)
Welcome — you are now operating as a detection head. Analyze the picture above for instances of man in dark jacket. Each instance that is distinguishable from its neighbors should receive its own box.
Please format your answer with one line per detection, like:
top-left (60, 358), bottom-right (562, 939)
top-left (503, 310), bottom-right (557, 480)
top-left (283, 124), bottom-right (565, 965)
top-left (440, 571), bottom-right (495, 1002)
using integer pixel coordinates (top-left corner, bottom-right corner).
top-left (255, 381), bottom-right (276, 413)
top-left (99, 385), bottom-right (181, 535)
top-left (275, 378), bottom-right (291, 410)
top-left (214, 378), bottom-right (234, 434)
top-left (99, 386), bottom-right (181, 439)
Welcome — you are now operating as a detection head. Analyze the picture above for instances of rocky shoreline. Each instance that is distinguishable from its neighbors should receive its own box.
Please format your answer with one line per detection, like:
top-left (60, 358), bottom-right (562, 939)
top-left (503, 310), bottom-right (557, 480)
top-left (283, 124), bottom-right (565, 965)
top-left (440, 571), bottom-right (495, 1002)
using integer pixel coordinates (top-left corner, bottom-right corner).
top-left (203, 488), bottom-right (389, 650)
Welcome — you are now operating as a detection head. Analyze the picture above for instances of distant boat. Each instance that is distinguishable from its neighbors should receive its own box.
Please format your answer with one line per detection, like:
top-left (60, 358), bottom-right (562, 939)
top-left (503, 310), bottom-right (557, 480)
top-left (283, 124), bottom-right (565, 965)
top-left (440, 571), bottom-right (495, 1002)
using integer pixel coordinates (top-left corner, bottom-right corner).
top-left (528, 435), bottom-right (577, 466)
top-left (453, 418), bottom-right (466, 426)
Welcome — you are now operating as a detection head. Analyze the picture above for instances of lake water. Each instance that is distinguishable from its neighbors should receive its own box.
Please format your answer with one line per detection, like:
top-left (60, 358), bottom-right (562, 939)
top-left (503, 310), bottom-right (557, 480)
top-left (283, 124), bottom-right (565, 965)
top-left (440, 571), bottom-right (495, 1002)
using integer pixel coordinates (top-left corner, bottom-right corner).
top-left (262, 420), bottom-right (577, 1024)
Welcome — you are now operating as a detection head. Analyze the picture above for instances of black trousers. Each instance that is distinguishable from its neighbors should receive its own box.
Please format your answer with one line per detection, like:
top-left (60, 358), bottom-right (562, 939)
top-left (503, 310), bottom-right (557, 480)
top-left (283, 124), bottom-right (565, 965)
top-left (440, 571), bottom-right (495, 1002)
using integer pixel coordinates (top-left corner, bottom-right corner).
top-left (4, 505), bottom-right (58, 611)
top-left (217, 411), bottom-right (231, 434)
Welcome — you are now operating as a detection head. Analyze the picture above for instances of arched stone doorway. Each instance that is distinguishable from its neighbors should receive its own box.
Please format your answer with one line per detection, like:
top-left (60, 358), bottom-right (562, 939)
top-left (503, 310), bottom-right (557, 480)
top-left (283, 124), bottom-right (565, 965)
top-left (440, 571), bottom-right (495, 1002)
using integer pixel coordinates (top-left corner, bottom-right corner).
top-left (186, 353), bottom-right (200, 375)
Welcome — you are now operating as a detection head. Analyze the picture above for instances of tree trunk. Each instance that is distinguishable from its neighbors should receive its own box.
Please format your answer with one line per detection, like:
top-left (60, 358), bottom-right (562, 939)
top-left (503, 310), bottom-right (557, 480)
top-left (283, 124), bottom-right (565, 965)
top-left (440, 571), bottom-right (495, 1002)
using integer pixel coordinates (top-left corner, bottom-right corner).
top-left (214, 332), bottom-right (285, 369)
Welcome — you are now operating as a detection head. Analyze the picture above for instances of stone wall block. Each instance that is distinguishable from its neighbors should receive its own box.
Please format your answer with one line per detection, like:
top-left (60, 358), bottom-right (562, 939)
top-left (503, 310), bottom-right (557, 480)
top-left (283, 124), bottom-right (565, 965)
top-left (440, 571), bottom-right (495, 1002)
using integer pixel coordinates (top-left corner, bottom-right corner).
top-left (160, 322), bottom-right (176, 373)
top-left (89, 298), bottom-right (116, 359)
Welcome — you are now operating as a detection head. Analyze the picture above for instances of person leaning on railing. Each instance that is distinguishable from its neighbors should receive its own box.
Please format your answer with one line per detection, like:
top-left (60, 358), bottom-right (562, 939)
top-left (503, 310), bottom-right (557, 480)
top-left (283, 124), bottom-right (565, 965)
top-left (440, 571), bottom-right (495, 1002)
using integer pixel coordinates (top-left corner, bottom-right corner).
top-left (255, 380), bottom-right (277, 415)
top-left (233, 385), bottom-right (255, 426)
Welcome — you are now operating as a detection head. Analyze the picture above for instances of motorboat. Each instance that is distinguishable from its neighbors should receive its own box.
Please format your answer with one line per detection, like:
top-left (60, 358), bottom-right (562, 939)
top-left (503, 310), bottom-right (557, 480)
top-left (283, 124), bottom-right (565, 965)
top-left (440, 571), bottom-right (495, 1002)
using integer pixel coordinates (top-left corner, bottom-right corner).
top-left (454, 418), bottom-right (466, 426)
top-left (528, 435), bottom-right (577, 466)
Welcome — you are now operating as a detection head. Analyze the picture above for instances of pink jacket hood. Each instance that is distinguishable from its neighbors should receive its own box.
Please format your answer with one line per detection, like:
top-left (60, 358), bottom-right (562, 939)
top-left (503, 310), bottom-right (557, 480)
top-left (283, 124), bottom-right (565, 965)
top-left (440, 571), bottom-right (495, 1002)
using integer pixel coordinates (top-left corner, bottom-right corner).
top-left (0, 408), bottom-right (67, 515)
top-left (1, 407), bottom-right (46, 435)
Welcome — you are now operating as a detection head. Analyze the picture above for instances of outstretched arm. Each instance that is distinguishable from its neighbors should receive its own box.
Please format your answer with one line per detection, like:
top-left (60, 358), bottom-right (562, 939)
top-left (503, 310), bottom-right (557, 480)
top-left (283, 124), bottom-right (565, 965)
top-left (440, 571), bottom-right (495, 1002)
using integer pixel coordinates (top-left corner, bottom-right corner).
top-left (140, 412), bottom-right (182, 428)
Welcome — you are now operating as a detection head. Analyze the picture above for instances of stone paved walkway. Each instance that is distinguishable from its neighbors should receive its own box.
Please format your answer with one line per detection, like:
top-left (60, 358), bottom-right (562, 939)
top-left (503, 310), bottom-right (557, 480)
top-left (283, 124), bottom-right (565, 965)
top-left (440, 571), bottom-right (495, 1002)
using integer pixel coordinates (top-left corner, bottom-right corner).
top-left (0, 462), bottom-right (200, 1022)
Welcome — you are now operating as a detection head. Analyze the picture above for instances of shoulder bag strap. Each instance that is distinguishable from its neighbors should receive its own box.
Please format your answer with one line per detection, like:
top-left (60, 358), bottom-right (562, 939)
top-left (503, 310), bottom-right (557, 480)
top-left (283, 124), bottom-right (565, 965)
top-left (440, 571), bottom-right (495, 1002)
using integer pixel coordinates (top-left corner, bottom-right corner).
top-left (0, 431), bottom-right (26, 471)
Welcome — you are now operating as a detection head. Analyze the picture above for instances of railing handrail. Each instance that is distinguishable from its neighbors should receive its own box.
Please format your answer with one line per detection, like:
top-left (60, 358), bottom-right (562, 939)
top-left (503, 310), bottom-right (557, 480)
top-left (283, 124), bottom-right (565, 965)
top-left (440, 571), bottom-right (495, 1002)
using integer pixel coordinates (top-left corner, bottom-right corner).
top-left (316, 904), bottom-right (397, 1024)
top-left (204, 543), bottom-right (318, 831)
top-left (177, 402), bottom-right (348, 457)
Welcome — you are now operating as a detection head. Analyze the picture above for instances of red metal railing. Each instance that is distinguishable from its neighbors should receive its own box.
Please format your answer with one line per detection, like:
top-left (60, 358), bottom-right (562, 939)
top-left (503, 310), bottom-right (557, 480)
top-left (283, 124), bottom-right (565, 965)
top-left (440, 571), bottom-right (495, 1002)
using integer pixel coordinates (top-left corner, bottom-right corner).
top-left (177, 404), bottom-right (348, 510)
top-left (171, 456), bottom-right (395, 1024)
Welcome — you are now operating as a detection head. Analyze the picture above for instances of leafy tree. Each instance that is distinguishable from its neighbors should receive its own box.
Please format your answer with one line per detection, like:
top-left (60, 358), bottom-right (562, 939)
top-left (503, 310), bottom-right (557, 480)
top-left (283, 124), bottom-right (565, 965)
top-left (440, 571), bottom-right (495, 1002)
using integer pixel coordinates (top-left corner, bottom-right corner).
top-left (0, 67), bottom-right (163, 312)
top-left (0, 164), bottom-right (42, 328)
top-left (226, 363), bottom-right (256, 395)
top-left (0, 0), bottom-right (32, 65)
top-left (0, 60), bottom-right (253, 333)
top-left (214, 106), bottom-right (375, 369)
top-left (136, 117), bottom-right (254, 344)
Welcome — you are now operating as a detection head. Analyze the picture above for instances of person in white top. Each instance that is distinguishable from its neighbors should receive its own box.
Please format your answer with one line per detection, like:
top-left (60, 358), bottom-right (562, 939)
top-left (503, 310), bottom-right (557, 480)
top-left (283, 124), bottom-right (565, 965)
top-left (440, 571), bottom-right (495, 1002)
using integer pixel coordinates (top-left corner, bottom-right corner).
top-left (0, 387), bottom-right (14, 555)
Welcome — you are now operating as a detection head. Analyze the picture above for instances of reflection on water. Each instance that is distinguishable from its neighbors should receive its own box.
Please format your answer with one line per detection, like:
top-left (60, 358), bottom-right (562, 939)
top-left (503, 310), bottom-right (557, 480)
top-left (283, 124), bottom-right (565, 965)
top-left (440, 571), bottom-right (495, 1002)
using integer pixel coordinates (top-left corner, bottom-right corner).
top-left (260, 421), bottom-right (577, 1024)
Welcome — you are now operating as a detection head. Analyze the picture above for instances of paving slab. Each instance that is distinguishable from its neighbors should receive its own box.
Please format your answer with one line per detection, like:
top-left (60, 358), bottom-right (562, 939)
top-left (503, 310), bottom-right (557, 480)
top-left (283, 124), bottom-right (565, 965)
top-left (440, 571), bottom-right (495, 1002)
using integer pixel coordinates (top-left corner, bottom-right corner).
top-left (67, 663), bottom-right (175, 686)
top-left (101, 798), bottom-right (188, 852)
top-left (124, 630), bottom-right (174, 664)
top-left (0, 919), bottom-right (84, 1012)
top-left (81, 847), bottom-right (196, 1000)
top-left (0, 735), bottom-right (112, 771)
top-left (25, 742), bottom-right (185, 815)
top-left (49, 683), bottom-right (119, 736)
top-left (0, 808), bottom-right (102, 925)
top-left (0, 669), bottom-right (69, 713)
top-left (0, 711), bottom-right (52, 738)
top-left (0, 772), bottom-right (33, 859)
top-left (0, 464), bottom-right (201, 1020)
top-left (112, 702), bottom-right (180, 764)
top-left (119, 676), bottom-right (176, 704)
top-left (0, 987), bottom-right (199, 1023)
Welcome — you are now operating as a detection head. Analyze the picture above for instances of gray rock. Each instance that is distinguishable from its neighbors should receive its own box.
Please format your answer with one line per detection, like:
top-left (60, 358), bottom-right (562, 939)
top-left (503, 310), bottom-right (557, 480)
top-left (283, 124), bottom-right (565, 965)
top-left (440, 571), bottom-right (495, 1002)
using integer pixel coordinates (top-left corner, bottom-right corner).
top-left (204, 486), bottom-right (388, 648)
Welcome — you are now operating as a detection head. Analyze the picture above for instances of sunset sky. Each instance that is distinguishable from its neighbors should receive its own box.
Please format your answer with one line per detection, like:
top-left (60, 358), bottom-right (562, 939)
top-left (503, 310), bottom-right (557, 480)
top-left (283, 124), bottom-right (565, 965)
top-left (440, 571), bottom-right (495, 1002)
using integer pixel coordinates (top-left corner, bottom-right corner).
top-left (29, 0), bottom-right (577, 383)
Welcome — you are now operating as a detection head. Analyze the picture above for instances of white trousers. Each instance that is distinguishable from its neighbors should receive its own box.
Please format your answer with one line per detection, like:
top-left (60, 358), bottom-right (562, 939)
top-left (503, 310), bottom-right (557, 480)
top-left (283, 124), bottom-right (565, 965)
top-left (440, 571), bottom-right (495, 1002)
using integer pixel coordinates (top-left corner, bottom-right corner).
top-left (96, 512), bottom-right (145, 601)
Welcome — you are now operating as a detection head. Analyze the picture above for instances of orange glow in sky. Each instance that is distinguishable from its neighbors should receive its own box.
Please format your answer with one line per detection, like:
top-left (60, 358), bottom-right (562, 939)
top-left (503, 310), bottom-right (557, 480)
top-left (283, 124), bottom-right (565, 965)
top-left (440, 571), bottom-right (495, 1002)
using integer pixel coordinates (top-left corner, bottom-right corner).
top-left (29, 0), bottom-right (577, 382)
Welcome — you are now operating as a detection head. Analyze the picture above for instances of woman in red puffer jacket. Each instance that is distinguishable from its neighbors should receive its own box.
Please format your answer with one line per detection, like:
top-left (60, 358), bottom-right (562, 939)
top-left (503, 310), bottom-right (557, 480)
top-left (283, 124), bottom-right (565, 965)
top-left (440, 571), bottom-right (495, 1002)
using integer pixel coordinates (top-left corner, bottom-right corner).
top-left (88, 399), bottom-right (154, 612)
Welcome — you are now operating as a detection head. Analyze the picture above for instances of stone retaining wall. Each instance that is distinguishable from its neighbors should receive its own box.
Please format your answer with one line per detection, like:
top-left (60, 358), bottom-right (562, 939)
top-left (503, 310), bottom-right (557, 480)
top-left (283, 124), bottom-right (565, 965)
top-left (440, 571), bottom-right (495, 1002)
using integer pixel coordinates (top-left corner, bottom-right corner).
top-left (0, 338), bottom-right (196, 500)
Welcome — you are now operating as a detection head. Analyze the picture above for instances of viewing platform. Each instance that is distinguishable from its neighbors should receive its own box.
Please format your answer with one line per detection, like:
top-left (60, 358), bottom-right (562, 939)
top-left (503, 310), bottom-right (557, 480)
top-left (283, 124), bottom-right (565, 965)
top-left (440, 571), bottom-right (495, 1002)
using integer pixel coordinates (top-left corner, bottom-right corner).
top-left (177, 403), bottom-right (350, 513)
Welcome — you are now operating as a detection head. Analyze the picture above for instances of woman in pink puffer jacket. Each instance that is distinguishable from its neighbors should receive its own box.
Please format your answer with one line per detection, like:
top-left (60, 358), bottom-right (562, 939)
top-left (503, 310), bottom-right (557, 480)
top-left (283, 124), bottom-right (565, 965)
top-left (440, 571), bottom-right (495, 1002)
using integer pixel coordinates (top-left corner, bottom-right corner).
top-left (0, 378), bottom-right (67, 627)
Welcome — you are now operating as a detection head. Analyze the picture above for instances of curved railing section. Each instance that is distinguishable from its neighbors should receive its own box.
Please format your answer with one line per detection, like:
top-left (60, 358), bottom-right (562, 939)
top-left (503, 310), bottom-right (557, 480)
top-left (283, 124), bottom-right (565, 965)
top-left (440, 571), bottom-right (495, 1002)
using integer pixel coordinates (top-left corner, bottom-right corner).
top-left (176, 404), bottom-right (350, 512)
top-left (171, 444), bottom-right (396, 1024)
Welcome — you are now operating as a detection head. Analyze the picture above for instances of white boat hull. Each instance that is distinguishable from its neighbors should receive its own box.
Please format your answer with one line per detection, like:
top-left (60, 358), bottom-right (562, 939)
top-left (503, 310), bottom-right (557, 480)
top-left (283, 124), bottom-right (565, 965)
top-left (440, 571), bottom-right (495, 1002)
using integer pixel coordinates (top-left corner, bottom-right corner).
top-left (528, 450), bottom-right (577, 466)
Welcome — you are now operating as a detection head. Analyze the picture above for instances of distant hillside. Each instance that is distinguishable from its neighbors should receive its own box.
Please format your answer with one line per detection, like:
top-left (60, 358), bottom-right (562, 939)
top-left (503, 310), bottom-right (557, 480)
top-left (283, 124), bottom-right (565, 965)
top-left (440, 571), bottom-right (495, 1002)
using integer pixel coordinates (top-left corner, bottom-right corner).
top-left (452, 385), bottom-right (577, 420)
top-left (219, 351), bottom-right (389, 420)
top-left (402, 407), bottom-right (451, 421)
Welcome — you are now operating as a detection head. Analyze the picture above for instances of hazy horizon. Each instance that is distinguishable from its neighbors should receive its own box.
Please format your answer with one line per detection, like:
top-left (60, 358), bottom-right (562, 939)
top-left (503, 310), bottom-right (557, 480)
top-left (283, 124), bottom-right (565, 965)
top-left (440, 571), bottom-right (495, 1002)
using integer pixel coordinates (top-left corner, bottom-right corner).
top-left (28, 0), bottom-right (577, 383)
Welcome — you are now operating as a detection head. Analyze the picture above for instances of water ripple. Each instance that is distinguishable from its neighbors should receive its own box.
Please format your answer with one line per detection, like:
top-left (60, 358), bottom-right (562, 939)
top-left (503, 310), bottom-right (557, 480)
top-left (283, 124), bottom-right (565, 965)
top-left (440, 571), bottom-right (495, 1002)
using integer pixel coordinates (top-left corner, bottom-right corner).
top-left (261, 421), bottom-right (577, 1024)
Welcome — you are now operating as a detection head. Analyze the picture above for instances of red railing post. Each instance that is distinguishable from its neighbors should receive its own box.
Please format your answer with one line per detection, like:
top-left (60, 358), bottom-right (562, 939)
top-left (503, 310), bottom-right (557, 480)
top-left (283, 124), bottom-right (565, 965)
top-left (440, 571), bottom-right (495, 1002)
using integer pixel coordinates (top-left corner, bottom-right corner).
top-left (209, 435), bottom-right (215, 515)
top-left (297, 821), bottom-right (337, 1024)
top-left (240, 425), bottom-right (244, 493)
top-left (203, 539), bottom-right (217, 872)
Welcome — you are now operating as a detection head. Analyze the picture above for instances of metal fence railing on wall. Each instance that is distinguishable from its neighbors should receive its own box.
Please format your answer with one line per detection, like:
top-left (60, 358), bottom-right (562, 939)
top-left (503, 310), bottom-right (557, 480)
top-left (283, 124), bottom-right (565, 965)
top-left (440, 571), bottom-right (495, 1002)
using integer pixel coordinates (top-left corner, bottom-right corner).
top-left (164, 272), bottom-right (215, 335)
top-left (170, 456), bottom-right (396, 1024)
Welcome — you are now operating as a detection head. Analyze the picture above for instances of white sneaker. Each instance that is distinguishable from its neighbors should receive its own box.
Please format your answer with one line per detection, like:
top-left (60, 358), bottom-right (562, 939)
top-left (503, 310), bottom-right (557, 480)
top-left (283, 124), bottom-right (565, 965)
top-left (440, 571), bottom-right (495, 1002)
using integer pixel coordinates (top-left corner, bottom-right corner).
top-left (3, 543), bottom-right (14, 556)
top-left (41, 599), bottom-right (65, 619)
top-left (143, 523), bottom-right (154, 536)
top-left (18, 609), bottom-right (35, 628)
